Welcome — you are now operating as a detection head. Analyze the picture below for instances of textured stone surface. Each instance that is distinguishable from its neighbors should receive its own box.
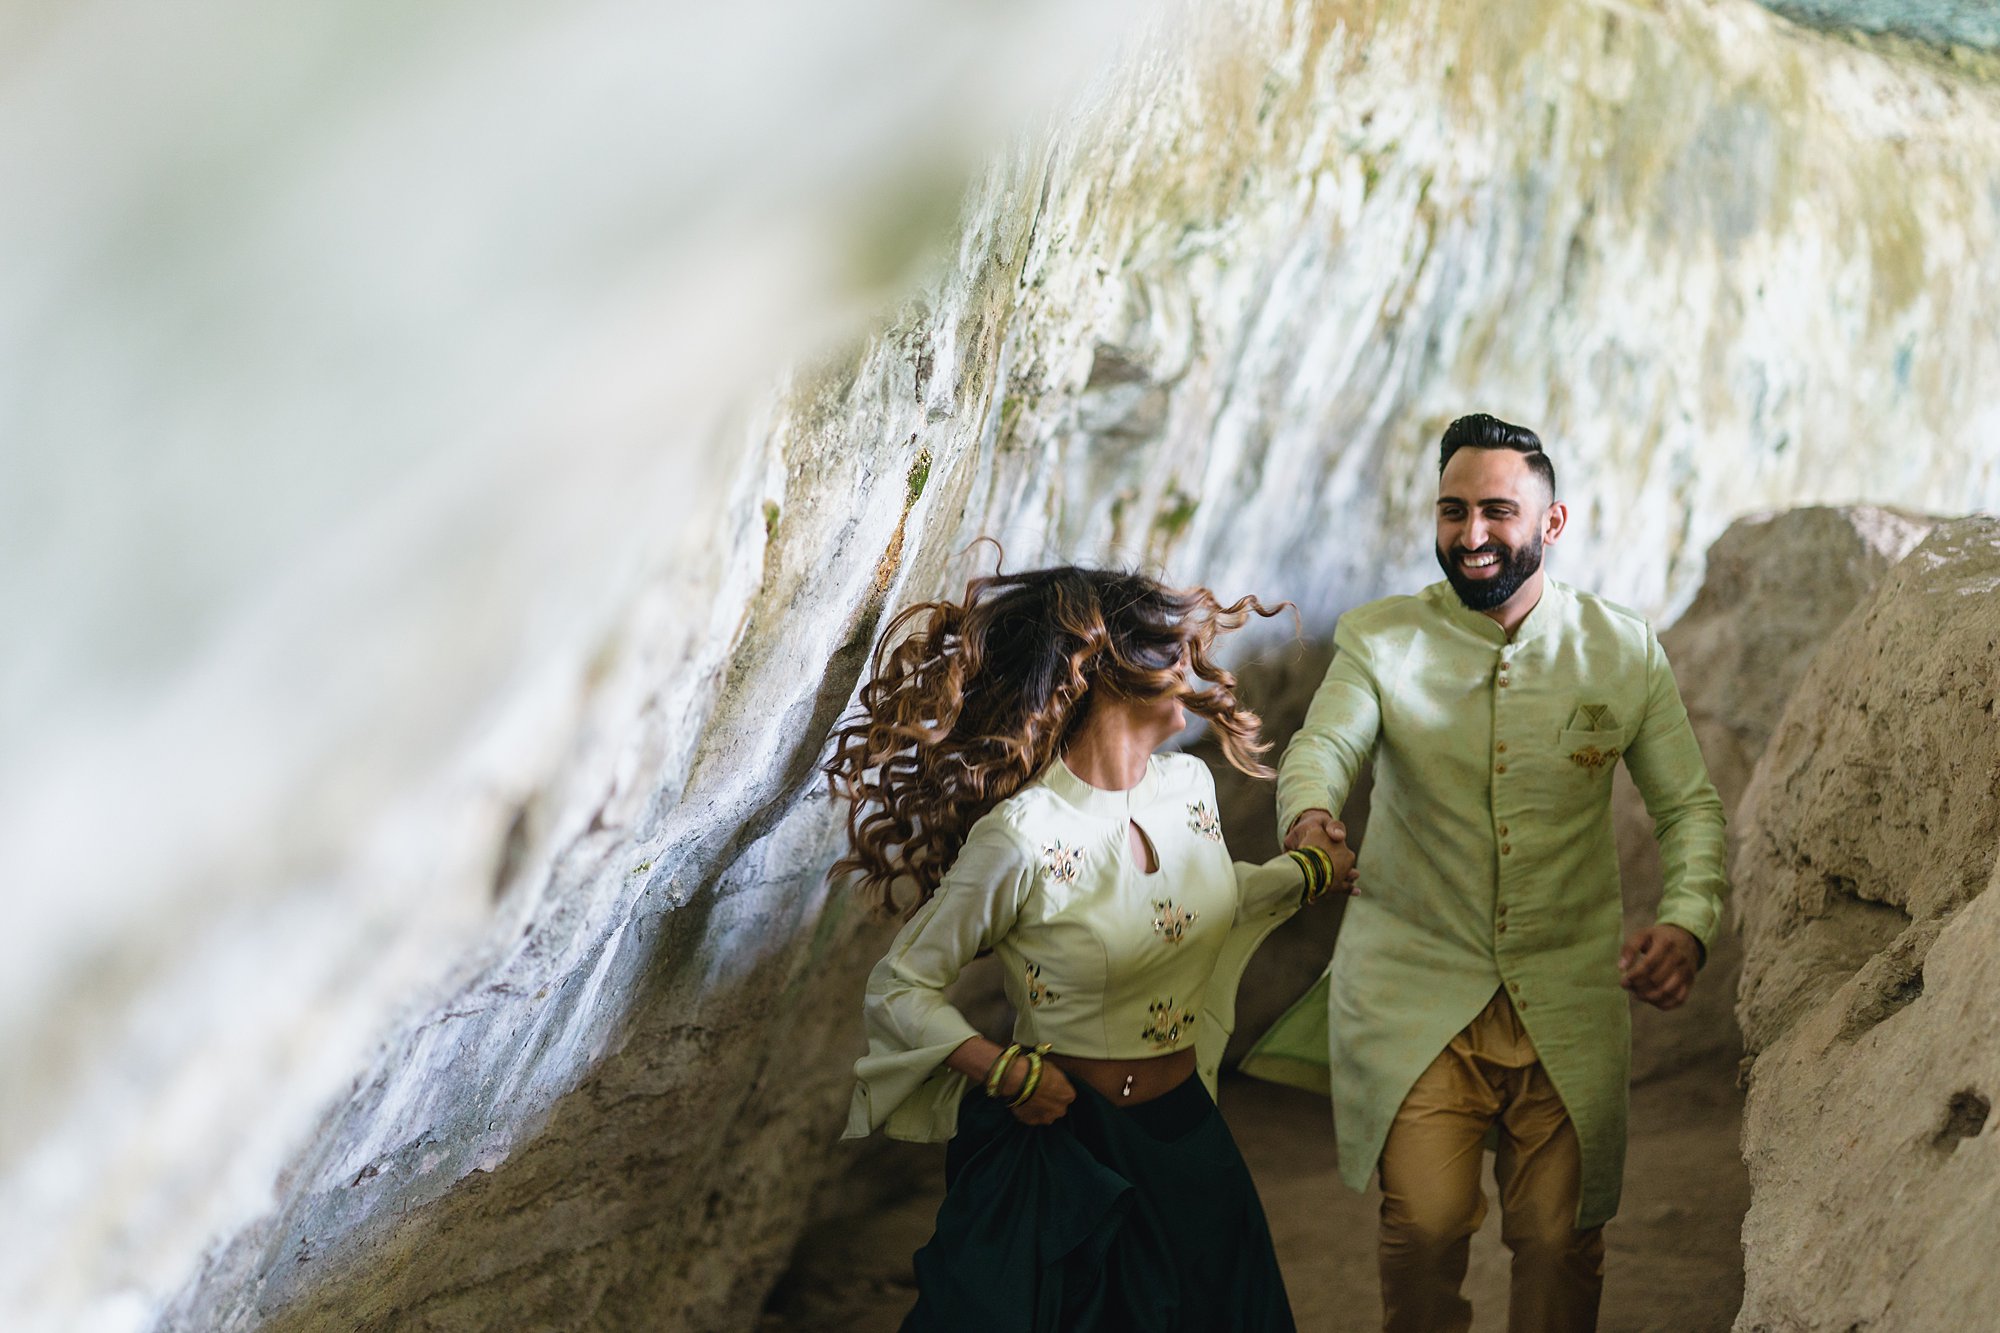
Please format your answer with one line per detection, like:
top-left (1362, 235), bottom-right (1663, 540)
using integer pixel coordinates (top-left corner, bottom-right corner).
top-left (1615, 506), bottom-right (1935, 1084)
top-left (0, 2), bottom-right (1137, 1328)
top-left (132, 6), bottom-right (2000, 1327)
top-left (9, 2), bottom-right (2000, 1331)
top-left (1733, 517), bottom-right (2000, 1330)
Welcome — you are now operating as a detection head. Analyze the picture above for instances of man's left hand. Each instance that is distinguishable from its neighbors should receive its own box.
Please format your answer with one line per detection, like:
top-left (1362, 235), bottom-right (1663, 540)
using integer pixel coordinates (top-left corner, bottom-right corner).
top-left (1619, 924), bottom-right (1700, 1010)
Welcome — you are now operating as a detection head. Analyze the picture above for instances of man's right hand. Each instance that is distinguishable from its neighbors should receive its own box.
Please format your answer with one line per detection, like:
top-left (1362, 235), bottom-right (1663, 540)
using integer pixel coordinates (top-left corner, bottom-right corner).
top-left (1285, 808), bottom-right (1345, 853)
top-left (1287, 809), bottom-right (1361, 895)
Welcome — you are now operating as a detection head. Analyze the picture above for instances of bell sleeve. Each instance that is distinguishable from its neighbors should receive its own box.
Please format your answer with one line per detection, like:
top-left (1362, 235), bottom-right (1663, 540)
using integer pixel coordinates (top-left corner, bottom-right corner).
top-left (1193, 849), bottom-right (1311, 1100)
top-left (843, 812), bottom-right (1037, 1142)
top-left (1232, 854), bottom-right (1313, 924)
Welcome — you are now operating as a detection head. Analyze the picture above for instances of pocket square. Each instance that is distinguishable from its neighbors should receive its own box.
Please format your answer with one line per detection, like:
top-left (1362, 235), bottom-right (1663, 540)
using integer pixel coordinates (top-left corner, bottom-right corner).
top-left (1568, 703), bottom-right (1620, 731)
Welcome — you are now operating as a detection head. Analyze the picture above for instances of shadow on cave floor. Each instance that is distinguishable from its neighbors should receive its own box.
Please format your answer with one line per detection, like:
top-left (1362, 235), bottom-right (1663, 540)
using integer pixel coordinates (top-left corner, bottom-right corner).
top-left (759, 1057), bottom-right (1749, 1332)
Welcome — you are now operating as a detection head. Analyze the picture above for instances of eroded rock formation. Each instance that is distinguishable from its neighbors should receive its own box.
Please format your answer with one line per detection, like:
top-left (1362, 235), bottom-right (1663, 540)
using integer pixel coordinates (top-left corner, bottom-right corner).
top-left (7, 3), bottom-right (2000, 1331)
top-left (139, 6), bottom-right (2000, 1328)
top-left (1733, 517), bottom-right (2000, 1330)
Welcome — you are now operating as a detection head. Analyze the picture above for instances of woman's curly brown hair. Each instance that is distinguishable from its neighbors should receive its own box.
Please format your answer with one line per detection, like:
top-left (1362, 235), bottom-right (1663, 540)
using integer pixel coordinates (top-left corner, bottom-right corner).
top-left (823, 561), bottom-right (1286, 917)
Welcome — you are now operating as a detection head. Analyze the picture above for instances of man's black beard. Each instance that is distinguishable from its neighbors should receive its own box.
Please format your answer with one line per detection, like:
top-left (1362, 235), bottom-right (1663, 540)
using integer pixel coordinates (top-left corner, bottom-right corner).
top-left (1437, 535), bottom-right (1543, 612)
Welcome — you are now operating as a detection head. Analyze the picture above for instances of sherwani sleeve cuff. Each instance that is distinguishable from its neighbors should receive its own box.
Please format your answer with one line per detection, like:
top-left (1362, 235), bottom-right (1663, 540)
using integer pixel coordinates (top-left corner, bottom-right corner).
top-left (1653, 906), bottom-right (1719, 963)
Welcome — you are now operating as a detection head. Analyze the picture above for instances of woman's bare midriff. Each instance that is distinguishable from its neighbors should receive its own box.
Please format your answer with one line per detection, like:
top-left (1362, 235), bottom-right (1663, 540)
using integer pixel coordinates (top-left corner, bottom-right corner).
top-left (1049, 1048), bottom-right (1198, 1108)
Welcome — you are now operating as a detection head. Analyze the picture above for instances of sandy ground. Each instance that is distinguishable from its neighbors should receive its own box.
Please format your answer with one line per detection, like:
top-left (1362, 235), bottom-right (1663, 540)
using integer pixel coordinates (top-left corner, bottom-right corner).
top-left (761, 1060), bottom-right (1748, 1332)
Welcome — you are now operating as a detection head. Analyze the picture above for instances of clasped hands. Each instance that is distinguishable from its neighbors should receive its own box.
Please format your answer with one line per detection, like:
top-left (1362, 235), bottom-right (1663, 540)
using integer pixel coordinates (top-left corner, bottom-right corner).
top-left (1282, 809), bottom-right (1362, 896)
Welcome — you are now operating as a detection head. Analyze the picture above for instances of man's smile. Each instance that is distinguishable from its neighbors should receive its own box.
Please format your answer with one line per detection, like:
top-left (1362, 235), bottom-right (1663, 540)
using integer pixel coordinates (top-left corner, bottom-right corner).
top-left (1456, 549), bottom-right (1501, 575)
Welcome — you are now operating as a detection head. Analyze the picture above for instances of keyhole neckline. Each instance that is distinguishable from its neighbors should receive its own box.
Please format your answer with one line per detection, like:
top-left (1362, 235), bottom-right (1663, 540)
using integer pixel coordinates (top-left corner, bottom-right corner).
top-left (1128, 819), bottom-right (1161, 876)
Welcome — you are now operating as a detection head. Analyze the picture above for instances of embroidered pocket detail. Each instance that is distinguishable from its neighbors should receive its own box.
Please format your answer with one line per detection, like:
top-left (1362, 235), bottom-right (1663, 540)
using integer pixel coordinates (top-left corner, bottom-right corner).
top-left (1153, 900), bottom-right (1200, 945)
top-left (1185, 800), bottom-right (1223, 842)
top-left (1025, 961), bottom-right (1060, 1007)
top-left (1142, 998), bottom-right (1198, 1049)
top-left (1568, 744), bottom-right (1622, 774)
top-left (1040, 840), bottom-right (1084, 884)
top-left (1560, 720), bottom-right (1624, 775)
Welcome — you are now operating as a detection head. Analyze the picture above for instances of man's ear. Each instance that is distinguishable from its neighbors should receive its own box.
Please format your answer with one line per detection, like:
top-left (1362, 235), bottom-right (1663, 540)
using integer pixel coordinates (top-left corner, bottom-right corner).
top-left (1542, 500), bottom-right (1568, 545)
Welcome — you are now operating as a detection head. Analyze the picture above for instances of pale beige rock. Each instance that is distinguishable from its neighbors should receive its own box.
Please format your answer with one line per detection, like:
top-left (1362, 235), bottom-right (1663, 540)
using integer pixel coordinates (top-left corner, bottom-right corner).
top-left (1616, 506), bottom-right (1934, 1084)
top-left (1733, 517), bottom-right (2000, 1331)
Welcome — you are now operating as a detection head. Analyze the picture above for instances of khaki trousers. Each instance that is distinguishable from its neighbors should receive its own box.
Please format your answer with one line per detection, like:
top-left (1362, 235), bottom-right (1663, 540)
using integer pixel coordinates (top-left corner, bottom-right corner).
top-left (1376, 987), bottom-right (1605, 1333)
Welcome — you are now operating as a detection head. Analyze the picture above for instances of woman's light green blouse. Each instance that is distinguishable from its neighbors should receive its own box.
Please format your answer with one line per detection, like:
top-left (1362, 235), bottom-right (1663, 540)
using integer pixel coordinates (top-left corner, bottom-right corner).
top-left (1247, 579), bottom-right (1727, 1228)
top-left (846, 753), bottom-right (1308, 1142)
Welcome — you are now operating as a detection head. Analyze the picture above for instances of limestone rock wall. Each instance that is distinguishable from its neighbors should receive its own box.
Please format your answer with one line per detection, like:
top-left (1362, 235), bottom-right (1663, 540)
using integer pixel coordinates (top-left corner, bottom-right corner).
top-left (8, 2), bottom-right (2000, 1330)
top-left (133, 6), bottom-right (2000, 1329)
top-left (1733, 517), bottom-right (2000, 1330)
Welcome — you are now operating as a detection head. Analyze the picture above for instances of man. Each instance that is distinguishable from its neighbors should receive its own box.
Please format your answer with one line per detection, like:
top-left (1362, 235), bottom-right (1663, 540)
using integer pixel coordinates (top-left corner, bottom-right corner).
top-left (1243, 414), bottom-right (1726, 1332)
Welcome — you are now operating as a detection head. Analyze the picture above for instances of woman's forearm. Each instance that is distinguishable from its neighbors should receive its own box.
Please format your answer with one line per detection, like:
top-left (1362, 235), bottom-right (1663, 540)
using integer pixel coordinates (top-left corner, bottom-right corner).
top-left (945, 1034), bottom-right (1022, 1098)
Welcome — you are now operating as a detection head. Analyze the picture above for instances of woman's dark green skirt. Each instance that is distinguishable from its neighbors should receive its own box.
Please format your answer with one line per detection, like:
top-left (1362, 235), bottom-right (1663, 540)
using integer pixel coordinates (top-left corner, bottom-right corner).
top-left (901, 1074), bottom-right (1296, 1332)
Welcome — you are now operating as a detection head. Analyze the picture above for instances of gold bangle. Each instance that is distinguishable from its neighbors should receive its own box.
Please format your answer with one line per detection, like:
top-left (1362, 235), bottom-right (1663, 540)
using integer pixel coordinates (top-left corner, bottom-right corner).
top-left (983, 1043), bottom-right (1023, 1100)
top-left (1008, 1048), bottom-right (1044, 1108)
top-left (1289, 846), bottom-right (1333, 903)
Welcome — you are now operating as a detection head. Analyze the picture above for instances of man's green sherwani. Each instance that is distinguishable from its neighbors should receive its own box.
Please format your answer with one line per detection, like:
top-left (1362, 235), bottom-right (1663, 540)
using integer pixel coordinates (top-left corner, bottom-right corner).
top-left (1245, 578), bottom-right (1726, 1227)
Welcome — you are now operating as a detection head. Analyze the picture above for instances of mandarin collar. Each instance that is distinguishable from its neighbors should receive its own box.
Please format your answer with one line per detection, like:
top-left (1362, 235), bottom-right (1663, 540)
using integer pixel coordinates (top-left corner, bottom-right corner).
top-left (1039, 754), bottom-right (1163, 819)
top-left (1426, 577), bottom-right (1567, 647)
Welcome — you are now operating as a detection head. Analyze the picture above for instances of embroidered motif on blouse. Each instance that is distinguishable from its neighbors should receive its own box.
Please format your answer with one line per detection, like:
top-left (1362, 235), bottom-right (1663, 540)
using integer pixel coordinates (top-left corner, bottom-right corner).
top-left (1040, 840), bottom-right (1083, 884)
top-left (1142, 998), bottom-right (1198, 1049)
top-left (1186, 800), bottom-right (1223, 842)
top-left (1568, 745), bottom-right (1621, 774)
top-left (1025, 961), bottom-right (1060, 1007)
top-left (1152, 900), bottom-right (1199, 945)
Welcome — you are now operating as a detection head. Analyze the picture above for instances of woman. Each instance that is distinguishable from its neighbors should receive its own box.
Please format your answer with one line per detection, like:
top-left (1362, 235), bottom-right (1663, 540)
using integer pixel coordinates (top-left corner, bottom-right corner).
top-left (826, 563), bottom-right (1356, 1332)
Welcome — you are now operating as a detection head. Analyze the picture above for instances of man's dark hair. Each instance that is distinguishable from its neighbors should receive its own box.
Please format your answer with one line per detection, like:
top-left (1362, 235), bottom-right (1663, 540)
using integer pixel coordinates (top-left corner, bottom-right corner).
top-left (1438, 413), bottom-right (1556, 499)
